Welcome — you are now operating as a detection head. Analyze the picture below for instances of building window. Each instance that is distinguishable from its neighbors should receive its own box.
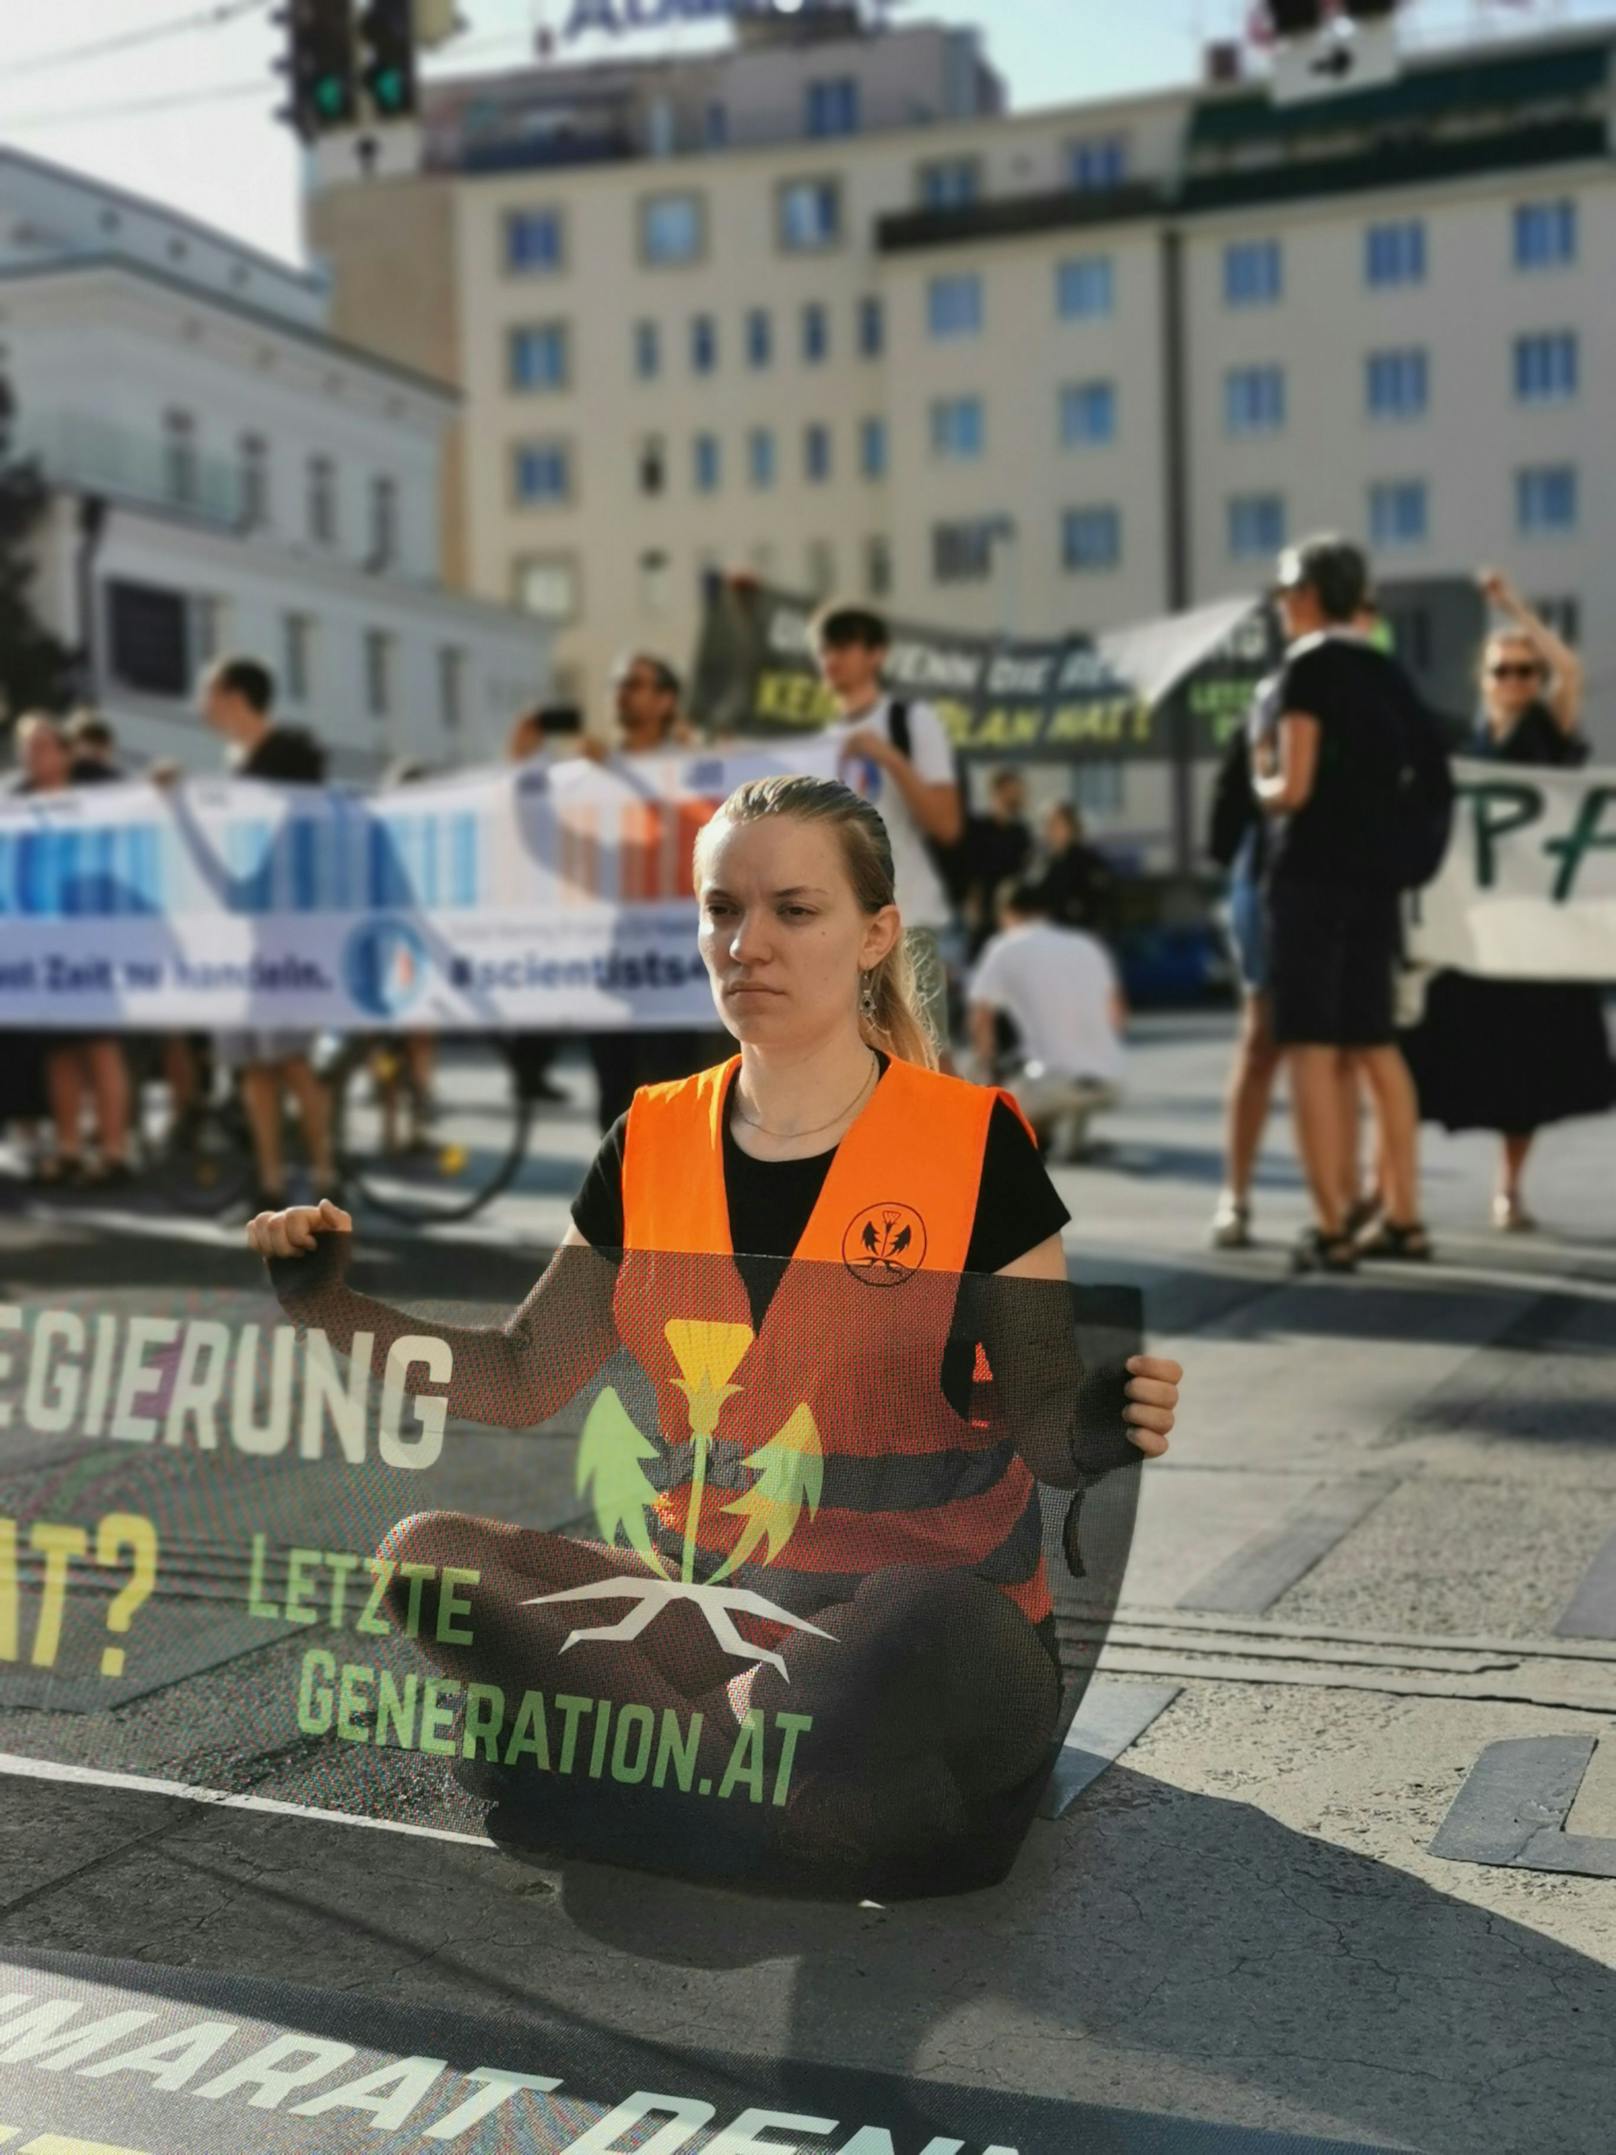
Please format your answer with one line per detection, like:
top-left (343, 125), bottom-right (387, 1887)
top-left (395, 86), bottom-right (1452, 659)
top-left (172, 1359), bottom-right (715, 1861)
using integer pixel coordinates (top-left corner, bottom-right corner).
top-left (1228, 492), bottom-right (1286, 559)
top-left (1060, 379), bottom-right (1118, 447)
top-left (641, 192), bottom-right (704, 266)
top-left (512, 440), bottom-right (571, 505)
top-left (932, 519), bottom-right (1000, 585)
top-left (513, 556), bottom-right (579, 620)
top-left (364, 629), bottom-right (394, 720)
top-left (1062, 505), bottom-right (1122, 572)
top-left (690, 313), bottom-right (718, 374)
top-left (1368, 479), bottom-right (1428, 549)
top-left (1068, 134), bottom-right (1128, 190)
top-left (1366, 347), bottom-right (1429, 421)
top-left (239, 433), bottom-right (269, 530)
top-left (368, 475), bottom-right (397, 570)
top-left (508, 322), bottom-right (569, 392)
top-left (806, 77), bottom-right (860, 139)
top-left (919, 159), bottom-right (979, 210)
top-left (802, 302), bottom-right (829, 364)
top-left (1516, 465), bottom-right (1577, 536)
top-left (282, 612), bottom-right (313, 702)
top-left (1532, 595), bottom-right (1580, 645)
top-left (1514, 331), bottom-right (1578, 404)
top-left (858, 294), bottom-right (884, 358)
top-left (778, 179), bottom-right (842, 252)
top-left (748, 428), bottom-right (777, 491)
top-left (860, 417), bottom-right (888, 481)
top-left (865, 534), bottom-right (893, 599)
top-left (806, 540), bottom-right (836, 598)
top-left (307, 453), bottom-right (336, 544)
top-left (1224, 239), bottom-right (1283, 308)
top-left (804, 423), bottom-right (832, 484)
top-left (504, 208), bottom-right (564, 274)
top-left (191, 594), bottom-right (229, 665)
top-left (1056, 255), bottom-right (1113, 320)
top-left (1225, 364), bottom-right (1286, 437)
top-left (693, 432), bottom-right (722, 494)
top-left (164, 410), bottom-right (197, 508)
top-left (439, 646), bottom-right (464, 734)
top-left (928, 272), bottom-right (983, 340)
top-left (1075, 762), bottom-right (1125, 817)
top-left (746, 308), bottom-right (773, 369)
top-left (634, 319), bottom-right (661, 380)
top-left (931, 396), bottom-right (984, 461)
top-left (1514, 199), bottom-right (1577, 270)
top-left (639, 550), bottom-right (671, 617)
top-left (638, 435), bottom-right (666, 498)
top-left (705, 102), bottom-right (728, 149)
top-left (1366, 220), bottom-right (1426, 288)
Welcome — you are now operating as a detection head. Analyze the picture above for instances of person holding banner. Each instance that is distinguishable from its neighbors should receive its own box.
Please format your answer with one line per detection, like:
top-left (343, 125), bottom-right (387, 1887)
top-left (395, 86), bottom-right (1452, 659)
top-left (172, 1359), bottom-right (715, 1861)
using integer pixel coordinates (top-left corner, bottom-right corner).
top-left (248, 773), bottom-right (1180, 1895)
top-left (1400, 573), bottom-right (1616, 1229)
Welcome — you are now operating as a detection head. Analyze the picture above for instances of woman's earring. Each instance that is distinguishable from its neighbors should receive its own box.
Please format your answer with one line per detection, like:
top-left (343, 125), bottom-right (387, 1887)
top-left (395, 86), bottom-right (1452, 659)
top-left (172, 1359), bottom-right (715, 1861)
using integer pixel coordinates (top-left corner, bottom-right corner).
top-left (859, 972), bottom-right (878, 1021)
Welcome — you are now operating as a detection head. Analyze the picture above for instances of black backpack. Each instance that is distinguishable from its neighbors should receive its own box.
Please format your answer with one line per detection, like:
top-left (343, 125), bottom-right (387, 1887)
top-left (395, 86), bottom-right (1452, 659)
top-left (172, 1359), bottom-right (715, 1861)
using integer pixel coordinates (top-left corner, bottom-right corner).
top-left (888, 700), bottom-right (971, 905)
top-left (1391, 694), bottom-right (1457, 891)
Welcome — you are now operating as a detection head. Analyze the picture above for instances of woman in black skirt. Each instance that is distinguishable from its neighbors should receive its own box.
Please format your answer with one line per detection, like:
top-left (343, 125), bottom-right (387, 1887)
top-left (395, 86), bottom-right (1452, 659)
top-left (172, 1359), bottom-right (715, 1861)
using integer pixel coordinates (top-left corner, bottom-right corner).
top-left (1401, 573), bottom-right (1616, 1229)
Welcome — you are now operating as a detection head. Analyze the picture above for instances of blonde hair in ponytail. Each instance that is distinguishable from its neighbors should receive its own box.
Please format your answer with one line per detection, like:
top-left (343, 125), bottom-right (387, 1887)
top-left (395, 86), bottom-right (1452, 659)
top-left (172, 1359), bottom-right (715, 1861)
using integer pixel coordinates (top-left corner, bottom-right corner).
top-left (694, 773), bottom-right (941, 1071)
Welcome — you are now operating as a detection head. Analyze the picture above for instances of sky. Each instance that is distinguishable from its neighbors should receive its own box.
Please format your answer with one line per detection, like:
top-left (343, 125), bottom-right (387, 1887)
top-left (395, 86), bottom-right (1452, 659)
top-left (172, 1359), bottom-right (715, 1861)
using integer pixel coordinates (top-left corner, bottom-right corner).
top-left (0, 0), bottom-right (1609, 269)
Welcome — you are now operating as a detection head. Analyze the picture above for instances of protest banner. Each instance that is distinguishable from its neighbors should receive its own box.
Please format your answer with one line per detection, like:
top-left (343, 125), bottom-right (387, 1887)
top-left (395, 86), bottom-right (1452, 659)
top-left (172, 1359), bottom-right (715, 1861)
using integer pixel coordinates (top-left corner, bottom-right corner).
top-left (1407, 757), bottom-right (1616, 982)
top-left (0, 744), bottom-right (838, 1033)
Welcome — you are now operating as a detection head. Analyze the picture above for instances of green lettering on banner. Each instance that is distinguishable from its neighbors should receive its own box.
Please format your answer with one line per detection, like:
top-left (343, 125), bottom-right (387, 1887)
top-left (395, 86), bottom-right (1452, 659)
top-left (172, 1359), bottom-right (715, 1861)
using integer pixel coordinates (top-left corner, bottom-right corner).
top-left (419, 1678), bottom-right (461, 1757)
top-left (503, 1688), bottom-right (552, 1769)
top-left (337, 1661), bottom-right (373, 1745)
top-left (653, 1707), bottom-right (701, 1790)
top-left (297, 1648), bottom-right (336, 1736)
top-left (376, 1669), bottom-right (419, 1750)
top-left (460, 1681), bottom-right (504, 1759)
top-left (1467, 781), bottom-right (1543, 890)
top-left (1545, 782), bottom-right (1616, 903)
top-left (718, 1709), bottom-right (767, 1803)
top-left (610, 1702), bottom-right (656, 1784)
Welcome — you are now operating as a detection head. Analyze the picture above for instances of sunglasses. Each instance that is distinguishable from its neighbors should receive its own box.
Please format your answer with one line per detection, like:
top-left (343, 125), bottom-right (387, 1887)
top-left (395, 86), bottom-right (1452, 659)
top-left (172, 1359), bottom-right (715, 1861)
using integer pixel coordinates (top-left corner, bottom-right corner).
top-left (1488, 663), bottom-right (1539, 681)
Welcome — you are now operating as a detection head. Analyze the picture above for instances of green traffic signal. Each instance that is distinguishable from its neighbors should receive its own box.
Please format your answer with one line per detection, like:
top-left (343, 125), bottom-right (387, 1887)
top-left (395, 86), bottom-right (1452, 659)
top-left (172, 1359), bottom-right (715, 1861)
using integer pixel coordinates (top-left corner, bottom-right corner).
top-left (372, 67), bottom-right (407, 112)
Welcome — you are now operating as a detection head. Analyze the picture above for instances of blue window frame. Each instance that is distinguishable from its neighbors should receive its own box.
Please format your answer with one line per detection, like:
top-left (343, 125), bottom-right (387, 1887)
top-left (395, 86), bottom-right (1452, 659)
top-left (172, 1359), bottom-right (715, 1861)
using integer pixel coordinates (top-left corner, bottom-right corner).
top-left (806, 77), bottom-right (860, 139)
top-left (693, 433), bottom-right (721, 495)
top-left (504, 209), bottom-right (563, 274)
top-left (802, 303), bottom-right (829, 364)
top-left (1068, 135), bottom-right (1128, 190)
top-left (1060, 379), bottom-right (1117, 447)
top-left (1228, 493), bottom-right (1286, 559)
top-left (1366, 220), bottom-right (1426, 288)
top-left (508, 323), bottom-right (569, 393)
top-left (1062, 505), bottom-right (1122, 572)
top-left (1224, 239), bottom-right (1283, 307)
top-left (860, 417), bottom-right (887, 481)
top-left (1056, 255), bottom-right (1113, 320)
top-left (642, 193), bottom-right (703, 266)
top-left (1369, 480), bottom-right (1428, 549)
top-left (633, 319), bottom-right (660, 381)
top-left (1224, 365), bottom-right (1285, 437)
top-left (690, 314), bottom-right (717, 375)
top-left (858, 295), bottom-right (884, 358)
top-left (1516, 465), bottom-right (1578, 535)
top-left (928, 273), bottom-right (983, 340)
top-left (804, 423), bottom-right (832, 484)
top-left (1514, 199), bottom-right (1577, 270)
top-left (746, 308), bottom-right (773, 370)
top-left (1366, 348), bottom-right (1428, 421)
top-left (779, 179), bottom-right (842, 252)
top-left (748, 429), bottom-right (776, 491)
top-left (931, 396), bottom-right (984, 460)
top-left (1514, 331), bottom-right (1578, 404)
top-left (512, 441), bottom-right (570, 505)
top-left (921, 160), bottom-right (979, 210)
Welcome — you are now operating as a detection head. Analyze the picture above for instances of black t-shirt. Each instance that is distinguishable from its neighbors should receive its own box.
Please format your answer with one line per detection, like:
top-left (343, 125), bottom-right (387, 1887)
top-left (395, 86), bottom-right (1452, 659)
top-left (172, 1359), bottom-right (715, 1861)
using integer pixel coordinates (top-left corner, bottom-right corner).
top-left (241, 725), bottom-right (326, 783)
top-left (571, 1057), bottom-right (1070, 1325)
top-left (1270, 636), bottom-right (1421, 890)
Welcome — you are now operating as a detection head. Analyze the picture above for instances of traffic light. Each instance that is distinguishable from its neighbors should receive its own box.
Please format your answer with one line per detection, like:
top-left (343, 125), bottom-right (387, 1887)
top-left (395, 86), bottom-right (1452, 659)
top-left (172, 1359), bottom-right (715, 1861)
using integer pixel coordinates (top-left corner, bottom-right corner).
top-left (276, 0), bottom-right (357, 143)
top-left (358, 0), bottom-right (417, 122)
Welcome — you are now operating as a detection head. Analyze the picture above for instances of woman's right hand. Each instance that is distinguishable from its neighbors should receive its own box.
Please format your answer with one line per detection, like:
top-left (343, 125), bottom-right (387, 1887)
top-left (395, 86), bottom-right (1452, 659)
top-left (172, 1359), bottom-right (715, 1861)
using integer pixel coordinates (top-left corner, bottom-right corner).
top-left (246, 1196), bottom-right (352, 1261)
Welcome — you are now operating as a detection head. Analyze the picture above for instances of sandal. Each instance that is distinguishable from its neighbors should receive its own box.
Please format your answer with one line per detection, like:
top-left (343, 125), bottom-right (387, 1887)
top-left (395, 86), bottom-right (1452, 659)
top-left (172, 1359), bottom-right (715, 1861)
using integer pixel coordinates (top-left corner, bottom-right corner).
top-left (1355, 1218), bottom-right (1433, 1263)
top-left (31, 1156), bottom-right (84, 1189)
top-left (1491, 1194), bottom-right (1538, 1234)
top-left (1291, 1226), bottom-right (1358, 1276)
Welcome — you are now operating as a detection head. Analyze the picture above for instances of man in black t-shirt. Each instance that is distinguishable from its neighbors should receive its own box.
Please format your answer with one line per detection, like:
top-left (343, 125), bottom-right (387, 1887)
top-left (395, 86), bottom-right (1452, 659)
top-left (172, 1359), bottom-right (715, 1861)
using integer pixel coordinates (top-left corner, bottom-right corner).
top-left (1254, 539), bottom-right (1428, 1271)
top-left (193, 655), bottom-right (336, 1210)
top-left (961, 769), bottom-right (1033, 958)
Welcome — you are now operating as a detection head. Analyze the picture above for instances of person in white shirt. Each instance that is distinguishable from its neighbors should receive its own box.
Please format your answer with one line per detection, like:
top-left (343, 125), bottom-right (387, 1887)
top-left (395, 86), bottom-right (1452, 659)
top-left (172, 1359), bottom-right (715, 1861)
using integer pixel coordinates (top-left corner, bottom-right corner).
top-left (968, 881), bottom-right (1127, 1161)
top-left (813, 603), bottom-right (964, 1063)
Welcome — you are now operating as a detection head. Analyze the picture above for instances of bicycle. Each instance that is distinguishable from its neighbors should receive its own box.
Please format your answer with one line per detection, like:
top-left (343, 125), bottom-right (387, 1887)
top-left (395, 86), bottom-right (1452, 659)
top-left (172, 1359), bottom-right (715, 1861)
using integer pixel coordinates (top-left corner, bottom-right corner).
top-left (324, 1032), bottom-right (534, 1227)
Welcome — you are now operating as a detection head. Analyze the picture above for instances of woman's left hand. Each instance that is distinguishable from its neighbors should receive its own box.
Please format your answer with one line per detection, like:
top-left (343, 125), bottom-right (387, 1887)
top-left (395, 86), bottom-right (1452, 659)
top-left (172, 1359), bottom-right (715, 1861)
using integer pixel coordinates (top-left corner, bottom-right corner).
top-left (1123, 1355), bottom-right (1181, 1457)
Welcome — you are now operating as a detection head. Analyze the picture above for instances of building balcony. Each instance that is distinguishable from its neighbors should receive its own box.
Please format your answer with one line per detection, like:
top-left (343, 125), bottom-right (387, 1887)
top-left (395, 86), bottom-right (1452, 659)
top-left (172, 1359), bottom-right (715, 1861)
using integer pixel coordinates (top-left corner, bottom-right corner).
top-left (14, 410), bottom-right (247, 532)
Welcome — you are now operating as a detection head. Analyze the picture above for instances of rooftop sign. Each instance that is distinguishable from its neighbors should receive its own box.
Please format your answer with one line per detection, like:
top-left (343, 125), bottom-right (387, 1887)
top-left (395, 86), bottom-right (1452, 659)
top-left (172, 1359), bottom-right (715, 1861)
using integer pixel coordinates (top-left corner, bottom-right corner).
top-left (564, 0), bottom-right (842, 37)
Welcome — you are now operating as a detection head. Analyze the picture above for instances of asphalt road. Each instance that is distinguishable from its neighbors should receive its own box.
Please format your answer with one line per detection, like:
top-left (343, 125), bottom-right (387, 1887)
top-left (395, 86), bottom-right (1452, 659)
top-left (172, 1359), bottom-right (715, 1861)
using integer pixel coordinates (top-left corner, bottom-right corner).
top-left (2, 1014), bottom-right (1615, 2155)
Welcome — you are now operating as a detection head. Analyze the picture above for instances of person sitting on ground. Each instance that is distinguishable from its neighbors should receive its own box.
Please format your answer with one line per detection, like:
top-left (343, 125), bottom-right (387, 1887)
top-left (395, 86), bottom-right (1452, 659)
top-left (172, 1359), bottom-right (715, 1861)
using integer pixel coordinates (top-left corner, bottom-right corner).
top-left (967, 880), bottom-right (1126, 1163)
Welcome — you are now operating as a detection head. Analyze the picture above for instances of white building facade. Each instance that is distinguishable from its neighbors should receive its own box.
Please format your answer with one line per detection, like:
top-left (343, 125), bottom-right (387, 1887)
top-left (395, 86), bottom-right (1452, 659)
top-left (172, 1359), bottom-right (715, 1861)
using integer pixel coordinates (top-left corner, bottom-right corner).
top-left (306, 6), bottom-right (1616, 822)
top-left (0, 151), bottom-right (551, 779)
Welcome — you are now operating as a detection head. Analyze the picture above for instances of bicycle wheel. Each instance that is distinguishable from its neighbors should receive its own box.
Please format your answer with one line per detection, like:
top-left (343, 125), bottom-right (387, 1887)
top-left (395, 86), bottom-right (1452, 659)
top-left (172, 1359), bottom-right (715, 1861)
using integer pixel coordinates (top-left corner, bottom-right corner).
top-left (331, 1034), bottom-right (531, 1226)
top-left (147, 1094), bottom-right (257, 1217)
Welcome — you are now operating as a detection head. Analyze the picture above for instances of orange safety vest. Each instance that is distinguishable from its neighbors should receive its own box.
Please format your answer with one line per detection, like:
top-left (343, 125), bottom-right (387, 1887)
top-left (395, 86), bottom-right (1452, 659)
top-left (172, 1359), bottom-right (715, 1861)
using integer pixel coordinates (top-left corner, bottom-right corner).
top-left (614, 1055), bottom-right (1054, 1629)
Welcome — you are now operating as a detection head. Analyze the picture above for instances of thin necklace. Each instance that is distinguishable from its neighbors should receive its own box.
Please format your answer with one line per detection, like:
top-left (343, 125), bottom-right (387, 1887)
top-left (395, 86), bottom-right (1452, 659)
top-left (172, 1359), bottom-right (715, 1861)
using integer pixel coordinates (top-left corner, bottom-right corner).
top-left (734, 1052), bottom-right (878, 1142)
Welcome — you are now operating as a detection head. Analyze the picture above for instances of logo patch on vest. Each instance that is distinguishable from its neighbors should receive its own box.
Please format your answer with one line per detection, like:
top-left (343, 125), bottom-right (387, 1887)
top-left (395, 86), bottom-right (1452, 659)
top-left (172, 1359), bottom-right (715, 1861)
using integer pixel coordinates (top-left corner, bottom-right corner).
top-left (842, 1203), bottom-right (928, 1285)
